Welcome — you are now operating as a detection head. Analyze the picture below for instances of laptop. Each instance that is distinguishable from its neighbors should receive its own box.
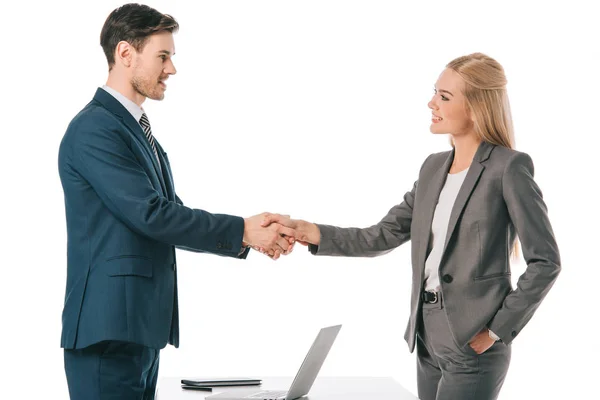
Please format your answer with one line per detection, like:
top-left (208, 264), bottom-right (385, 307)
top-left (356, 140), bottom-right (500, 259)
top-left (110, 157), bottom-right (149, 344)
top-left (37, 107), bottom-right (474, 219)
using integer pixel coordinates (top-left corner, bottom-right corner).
top-left (206, 324), bottom-right (342, 400)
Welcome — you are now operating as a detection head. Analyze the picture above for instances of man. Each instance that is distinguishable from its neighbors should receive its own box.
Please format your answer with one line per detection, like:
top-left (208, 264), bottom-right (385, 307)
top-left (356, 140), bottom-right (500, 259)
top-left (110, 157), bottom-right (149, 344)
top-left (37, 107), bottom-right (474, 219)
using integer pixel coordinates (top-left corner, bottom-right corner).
top-left (58, 4), bottom-right (294, 399)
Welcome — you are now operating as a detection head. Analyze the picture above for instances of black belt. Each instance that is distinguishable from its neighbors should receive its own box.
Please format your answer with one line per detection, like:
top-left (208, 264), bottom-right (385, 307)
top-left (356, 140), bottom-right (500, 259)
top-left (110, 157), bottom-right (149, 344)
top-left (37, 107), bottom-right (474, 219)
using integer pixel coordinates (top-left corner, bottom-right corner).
top-left (422, 291), bottom-right (439, 304)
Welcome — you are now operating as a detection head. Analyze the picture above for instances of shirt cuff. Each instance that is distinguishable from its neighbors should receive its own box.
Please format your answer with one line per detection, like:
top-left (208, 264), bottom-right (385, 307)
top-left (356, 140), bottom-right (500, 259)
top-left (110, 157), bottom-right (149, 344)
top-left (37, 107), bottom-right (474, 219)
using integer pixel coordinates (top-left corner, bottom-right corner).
top-left (488, 329), bottom-right (501, 341)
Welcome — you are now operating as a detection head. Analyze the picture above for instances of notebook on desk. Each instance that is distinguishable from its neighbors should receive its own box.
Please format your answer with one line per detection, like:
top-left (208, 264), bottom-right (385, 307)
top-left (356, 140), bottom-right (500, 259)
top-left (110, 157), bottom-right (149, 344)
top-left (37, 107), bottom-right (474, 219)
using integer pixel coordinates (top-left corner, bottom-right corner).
top-left (182, 378), bottom-right (262, 387)
top-left (206, 325), bottom-right (342, 400)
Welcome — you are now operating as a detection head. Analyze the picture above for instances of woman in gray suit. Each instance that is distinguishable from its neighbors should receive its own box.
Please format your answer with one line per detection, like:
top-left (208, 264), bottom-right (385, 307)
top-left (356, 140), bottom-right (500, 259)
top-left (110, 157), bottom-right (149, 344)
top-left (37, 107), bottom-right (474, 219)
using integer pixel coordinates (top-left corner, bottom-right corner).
top-left (260, 53), bottom-right (561, 400)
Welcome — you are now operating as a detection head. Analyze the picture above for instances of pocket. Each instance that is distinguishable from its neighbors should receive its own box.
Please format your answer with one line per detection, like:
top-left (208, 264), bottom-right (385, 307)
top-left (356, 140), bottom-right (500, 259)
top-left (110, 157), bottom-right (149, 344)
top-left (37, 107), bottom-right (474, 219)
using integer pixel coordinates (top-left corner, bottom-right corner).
top-left (104, 255), bottom-right (153, 278)
top-left (473, 272), bottom-right (511, 281)
top-left (463, 342), bottom-right (480, 357)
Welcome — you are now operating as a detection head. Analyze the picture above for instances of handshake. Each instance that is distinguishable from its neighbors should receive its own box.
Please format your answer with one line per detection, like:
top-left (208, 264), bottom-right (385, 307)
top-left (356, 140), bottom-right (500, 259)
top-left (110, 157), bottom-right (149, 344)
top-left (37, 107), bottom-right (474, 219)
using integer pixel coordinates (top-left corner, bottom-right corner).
top-left (242, 213), bottom-right (321, 260)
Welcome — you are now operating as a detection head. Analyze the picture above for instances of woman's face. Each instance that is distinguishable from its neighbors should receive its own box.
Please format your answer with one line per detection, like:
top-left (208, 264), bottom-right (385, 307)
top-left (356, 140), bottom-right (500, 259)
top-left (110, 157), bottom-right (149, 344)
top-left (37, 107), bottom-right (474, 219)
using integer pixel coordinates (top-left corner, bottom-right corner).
top-left (428, 68), bottom-right (474, 137)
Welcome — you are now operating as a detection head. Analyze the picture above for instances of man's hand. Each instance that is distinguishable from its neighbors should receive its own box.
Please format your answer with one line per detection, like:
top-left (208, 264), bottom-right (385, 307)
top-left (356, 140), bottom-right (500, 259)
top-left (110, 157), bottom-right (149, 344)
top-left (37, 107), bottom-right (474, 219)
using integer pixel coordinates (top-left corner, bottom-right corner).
top-left (243, 213), bottom-right (296, 260)
top-left (260, 213), bottom-right (321, 245)
top-left (468, 328), bottom-right (496, 355)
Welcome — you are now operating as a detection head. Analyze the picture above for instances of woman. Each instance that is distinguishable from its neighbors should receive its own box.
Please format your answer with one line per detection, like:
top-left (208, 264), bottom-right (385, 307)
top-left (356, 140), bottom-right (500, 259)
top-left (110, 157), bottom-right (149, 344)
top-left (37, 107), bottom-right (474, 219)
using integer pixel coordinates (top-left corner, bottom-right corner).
top-left (260, 53), bottom-right (561, 400)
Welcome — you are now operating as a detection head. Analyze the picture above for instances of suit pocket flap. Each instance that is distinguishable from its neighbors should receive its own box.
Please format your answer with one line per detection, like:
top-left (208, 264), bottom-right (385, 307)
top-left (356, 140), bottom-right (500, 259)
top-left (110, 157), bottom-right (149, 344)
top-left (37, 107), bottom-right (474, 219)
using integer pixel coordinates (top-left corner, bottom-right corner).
top-left (473, 272), bottom-right (511, 281)
top-left (105, 256), bottom-right (153, 278)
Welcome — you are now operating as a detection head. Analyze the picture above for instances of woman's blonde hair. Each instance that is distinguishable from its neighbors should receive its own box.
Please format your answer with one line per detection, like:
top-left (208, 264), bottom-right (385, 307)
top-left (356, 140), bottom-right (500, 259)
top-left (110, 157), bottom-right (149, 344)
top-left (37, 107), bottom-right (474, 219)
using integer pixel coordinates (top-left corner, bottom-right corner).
top-left (446, 52), bottom-right (519, 258)
top-left (446, 52), bottom-right (515, 149)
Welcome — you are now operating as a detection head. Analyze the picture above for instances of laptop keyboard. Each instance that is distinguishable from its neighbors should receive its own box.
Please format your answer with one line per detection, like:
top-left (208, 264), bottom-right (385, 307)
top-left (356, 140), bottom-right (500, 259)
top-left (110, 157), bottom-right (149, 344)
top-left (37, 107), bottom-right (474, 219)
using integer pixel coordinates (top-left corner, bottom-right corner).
top-left (246, 390), bottom-right (287, 399)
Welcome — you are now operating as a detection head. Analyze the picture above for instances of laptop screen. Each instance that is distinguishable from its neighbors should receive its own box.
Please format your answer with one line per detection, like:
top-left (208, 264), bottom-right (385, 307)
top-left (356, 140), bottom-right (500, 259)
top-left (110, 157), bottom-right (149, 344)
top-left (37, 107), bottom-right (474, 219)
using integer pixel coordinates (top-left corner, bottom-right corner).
top-left (285, 325), bottom-right (342, 400)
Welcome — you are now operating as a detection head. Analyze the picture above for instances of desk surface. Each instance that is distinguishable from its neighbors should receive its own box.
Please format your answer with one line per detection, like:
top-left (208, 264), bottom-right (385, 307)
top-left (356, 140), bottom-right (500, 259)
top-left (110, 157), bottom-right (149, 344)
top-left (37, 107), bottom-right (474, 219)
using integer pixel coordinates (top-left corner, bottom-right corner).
top-left (158, 376), bottom-right (419, 400)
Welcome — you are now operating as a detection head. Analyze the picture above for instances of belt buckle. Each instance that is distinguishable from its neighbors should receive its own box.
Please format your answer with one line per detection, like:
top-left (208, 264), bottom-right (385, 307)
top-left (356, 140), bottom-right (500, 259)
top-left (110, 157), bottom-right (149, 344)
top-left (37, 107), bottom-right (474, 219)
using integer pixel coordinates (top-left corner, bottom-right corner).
top-left (430, 291), bottom-right (438, 303)
top-left (424, 291), bottom-right (438, 304)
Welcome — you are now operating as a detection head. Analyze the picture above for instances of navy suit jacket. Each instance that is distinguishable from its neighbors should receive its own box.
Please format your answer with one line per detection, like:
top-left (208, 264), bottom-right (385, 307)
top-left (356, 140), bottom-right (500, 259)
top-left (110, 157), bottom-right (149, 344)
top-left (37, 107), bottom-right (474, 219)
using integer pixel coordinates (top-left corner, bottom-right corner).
top-left (58, 88), bottom-right (249, 350)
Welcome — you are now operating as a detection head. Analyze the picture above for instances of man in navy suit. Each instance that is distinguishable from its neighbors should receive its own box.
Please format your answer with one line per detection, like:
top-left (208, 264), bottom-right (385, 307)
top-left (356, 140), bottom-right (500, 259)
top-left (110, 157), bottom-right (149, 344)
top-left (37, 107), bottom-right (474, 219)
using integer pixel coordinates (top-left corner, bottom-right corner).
top-left (58, 4), bottom-right (294, 399)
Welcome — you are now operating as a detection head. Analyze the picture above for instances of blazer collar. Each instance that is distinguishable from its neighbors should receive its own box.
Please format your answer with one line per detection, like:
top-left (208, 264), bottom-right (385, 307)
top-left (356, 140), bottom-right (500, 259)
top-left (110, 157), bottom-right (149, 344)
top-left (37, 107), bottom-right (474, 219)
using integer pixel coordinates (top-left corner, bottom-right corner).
top-left (93, 88), bottom-right (168, 194)
top-left (417, 140), bottom-right (496, 273)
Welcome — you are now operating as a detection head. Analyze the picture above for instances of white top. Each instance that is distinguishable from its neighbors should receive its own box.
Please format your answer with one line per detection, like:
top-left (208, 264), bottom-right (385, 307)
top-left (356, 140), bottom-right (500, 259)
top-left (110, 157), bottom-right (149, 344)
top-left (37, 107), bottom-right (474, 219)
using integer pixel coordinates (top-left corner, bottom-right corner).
top-left (423, 167), bottom-right (469, 291)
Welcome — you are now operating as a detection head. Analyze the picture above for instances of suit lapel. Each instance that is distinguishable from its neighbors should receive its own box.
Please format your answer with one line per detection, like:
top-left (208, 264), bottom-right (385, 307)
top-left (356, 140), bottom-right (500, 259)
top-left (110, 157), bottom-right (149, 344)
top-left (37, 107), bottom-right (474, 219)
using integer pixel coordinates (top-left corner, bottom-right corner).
top-left (93, 88), bottom-right (168, 195)
top-left (418, 141), bottom-right (496, 272)
top-left (155, 142), bottom-right (176, 201)
top-left (441, 142), bottom-right (494, 257)
top-left (417, 150), bottom-right (454, 270)
top-left (123, 114), bottom-right (168, 193)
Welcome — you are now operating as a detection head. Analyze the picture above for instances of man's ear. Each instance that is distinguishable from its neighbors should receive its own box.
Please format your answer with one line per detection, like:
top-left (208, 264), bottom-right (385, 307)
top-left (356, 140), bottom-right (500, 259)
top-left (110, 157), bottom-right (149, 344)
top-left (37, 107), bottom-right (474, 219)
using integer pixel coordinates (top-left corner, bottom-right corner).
top-left (115, 41), bottom-right (134, 68)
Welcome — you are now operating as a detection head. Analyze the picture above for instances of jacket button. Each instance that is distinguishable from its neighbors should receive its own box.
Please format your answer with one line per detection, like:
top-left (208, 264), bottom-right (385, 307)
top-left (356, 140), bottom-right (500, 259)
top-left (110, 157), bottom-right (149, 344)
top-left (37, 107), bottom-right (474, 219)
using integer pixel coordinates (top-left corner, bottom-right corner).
top-left (217, 242), bottom-right (223, 249)
top-left (173, 263), bottom-right (176, 271)
top-left (442, 274), bottom-right (453, 283)
top-left (511, 330), bottom-right (517, 338)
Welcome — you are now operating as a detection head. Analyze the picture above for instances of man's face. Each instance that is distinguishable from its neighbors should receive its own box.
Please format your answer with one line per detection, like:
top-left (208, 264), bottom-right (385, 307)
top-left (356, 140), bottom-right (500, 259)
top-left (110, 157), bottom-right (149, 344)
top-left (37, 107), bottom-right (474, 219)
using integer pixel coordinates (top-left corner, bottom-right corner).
top-left (130, 31), bottom-right (176, 101)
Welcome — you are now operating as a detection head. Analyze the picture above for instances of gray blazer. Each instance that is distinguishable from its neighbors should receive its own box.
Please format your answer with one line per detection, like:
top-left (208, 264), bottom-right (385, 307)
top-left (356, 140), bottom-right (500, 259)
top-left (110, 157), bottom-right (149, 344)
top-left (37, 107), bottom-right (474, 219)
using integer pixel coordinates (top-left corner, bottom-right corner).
top-left (309, 141), bottom-right (560, 352)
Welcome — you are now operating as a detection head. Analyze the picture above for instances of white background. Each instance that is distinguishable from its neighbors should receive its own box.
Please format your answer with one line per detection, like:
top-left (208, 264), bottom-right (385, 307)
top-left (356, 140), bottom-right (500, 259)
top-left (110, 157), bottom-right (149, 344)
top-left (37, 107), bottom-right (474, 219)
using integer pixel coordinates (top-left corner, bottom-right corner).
top-left (2, 0), bottom-right (599, 398)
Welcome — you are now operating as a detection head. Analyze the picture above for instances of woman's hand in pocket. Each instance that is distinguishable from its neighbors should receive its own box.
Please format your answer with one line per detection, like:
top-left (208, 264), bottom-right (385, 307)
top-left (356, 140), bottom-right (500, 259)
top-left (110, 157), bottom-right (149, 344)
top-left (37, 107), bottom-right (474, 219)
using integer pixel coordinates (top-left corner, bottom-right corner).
top-left (469, 328), bottom-right (496, 354)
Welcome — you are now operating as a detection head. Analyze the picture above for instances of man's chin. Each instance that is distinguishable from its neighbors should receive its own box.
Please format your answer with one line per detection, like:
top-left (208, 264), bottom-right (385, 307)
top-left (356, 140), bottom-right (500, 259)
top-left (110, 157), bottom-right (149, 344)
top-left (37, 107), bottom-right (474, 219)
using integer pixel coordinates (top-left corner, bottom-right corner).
top-left (147, 93), bottom-right (165, 101)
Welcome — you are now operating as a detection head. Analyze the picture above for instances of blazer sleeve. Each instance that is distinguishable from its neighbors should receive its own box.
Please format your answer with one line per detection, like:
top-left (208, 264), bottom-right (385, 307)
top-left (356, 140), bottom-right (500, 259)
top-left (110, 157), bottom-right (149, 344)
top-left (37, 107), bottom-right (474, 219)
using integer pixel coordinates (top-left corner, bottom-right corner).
top-left (488, 152), bottom-right (561, 344)
top-left (171, 193), bottom-right (249, 258)
top-left (307, 180), bottom-right (417, 257)
top-left (68, 113), bottom-right (245, 257)
top-left (173, 194), bottom-right (203, 254)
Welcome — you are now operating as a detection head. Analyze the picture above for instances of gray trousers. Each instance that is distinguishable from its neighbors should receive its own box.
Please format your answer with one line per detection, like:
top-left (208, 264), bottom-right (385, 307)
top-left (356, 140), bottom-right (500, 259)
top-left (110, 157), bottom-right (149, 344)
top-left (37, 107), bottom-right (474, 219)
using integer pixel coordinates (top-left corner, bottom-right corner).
top-left (417, 292), bottom-right (511, 400)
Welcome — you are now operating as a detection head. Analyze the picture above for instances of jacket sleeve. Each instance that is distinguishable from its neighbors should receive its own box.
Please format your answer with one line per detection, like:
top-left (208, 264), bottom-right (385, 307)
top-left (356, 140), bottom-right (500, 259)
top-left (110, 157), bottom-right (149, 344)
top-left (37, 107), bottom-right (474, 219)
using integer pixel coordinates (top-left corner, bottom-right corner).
top-left (488, 152), bottom-right (561, 344)
top-left (69, 113), bottom-right (245, 257)
top-left (307, 180), bottom-right (417, 257)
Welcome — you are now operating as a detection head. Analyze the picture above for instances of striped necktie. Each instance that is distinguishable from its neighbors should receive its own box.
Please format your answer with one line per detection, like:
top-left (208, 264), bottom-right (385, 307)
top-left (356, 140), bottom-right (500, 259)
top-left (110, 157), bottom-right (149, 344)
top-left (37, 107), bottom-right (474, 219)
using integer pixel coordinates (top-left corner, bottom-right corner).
top-left (139, 113), bottom-right (161, 167)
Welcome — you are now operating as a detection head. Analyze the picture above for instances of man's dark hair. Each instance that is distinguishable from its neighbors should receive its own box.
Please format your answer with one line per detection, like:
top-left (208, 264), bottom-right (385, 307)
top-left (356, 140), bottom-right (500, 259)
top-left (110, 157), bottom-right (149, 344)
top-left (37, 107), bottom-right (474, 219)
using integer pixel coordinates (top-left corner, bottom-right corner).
top-left (100, 3), bottom-right (179, 70)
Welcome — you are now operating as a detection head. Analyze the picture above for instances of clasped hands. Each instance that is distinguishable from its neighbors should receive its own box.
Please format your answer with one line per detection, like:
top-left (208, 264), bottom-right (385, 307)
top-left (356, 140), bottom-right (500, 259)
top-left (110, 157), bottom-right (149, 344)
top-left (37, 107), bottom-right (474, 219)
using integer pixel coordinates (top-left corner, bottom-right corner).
top-left (242, 213), bottom-right (319, 260)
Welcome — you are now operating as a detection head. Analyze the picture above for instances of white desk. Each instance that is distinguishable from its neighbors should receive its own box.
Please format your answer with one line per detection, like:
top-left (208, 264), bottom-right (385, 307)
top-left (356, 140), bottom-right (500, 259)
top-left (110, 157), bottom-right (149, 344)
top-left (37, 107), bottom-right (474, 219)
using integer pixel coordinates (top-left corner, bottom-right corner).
top-left (157, 376), bottom-right (419, 399)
